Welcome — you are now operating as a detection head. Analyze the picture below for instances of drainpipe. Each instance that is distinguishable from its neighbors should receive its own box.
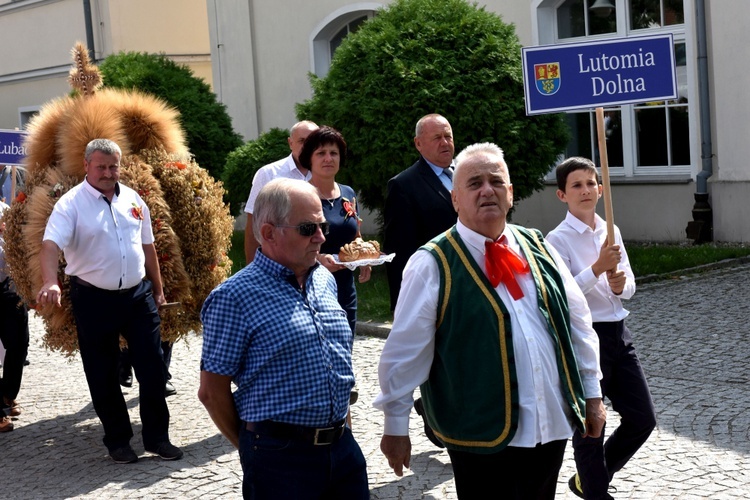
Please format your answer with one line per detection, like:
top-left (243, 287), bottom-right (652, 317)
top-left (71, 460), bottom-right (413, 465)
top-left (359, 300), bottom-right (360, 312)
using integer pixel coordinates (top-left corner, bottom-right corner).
top-left (83, 0), bottom-right (96, 62)
top-left (686, 0), bottom-right (713, 243)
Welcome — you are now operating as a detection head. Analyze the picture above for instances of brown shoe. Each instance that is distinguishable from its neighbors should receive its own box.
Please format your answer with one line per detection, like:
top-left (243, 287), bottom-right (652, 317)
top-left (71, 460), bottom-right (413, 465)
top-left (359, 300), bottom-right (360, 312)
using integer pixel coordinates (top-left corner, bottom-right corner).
top-left (0, 416), bottom-right (14, 432)
top-left (3, 398), bottom-right (20, 417)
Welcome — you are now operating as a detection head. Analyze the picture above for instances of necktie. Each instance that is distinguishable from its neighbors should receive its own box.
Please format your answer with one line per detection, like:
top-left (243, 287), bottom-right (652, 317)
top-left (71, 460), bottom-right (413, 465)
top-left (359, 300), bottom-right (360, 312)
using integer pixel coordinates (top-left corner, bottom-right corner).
top-left (443, 167), bottom-right (453, 181)
top-left (484, 236), bottom-right (529, 300)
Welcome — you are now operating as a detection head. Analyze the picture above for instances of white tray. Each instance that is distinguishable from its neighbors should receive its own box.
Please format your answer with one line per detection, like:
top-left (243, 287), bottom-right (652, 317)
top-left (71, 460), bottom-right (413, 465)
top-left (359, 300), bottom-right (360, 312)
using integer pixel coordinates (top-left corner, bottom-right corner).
top-left (331, 253), bottom-right (395, 270)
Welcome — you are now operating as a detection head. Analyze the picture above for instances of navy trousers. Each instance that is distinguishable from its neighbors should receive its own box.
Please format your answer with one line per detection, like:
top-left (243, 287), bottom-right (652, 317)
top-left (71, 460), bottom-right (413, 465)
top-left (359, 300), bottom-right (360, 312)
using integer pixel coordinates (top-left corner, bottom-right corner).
top-left (239, 425), bottom-right (369, 499)
top-left (0, 278), bottom-right (29, 405)
top-left (70, 279), bottom-right (170, 451)
top-left (447, 440), bottom-right (568, 499)
top-left (573, 320), bottom-right (656, 499)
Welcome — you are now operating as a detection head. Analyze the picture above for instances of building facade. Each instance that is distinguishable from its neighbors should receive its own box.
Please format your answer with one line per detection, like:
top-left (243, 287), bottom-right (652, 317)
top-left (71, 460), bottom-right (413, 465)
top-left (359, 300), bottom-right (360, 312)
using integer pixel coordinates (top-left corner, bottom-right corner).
top-left (0, 0), bottom-right (212, 128)
top-left (207, 0), bottom-right (748, 242)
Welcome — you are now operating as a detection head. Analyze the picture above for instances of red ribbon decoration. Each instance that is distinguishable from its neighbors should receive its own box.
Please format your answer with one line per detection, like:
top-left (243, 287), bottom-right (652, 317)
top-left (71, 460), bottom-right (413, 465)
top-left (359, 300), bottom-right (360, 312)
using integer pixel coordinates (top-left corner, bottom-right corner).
top-left (484, 236), bottom-right (529, 300)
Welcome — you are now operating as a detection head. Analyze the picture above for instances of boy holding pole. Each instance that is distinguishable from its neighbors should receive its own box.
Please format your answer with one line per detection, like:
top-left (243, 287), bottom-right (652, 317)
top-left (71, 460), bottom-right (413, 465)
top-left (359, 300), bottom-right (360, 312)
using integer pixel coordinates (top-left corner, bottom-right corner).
top-left (546, 156), bottom-right (655, 499)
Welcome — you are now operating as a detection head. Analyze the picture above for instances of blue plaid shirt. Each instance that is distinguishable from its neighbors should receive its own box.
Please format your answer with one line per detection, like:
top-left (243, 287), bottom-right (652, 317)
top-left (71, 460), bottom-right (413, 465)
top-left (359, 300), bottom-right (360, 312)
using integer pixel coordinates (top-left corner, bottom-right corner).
top-left (200, 250), bottom-right (355, 426)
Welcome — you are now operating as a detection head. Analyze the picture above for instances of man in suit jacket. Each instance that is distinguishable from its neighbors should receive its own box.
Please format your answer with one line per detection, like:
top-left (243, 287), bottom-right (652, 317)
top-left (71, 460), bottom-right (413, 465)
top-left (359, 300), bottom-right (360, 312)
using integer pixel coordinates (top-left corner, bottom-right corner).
top-left (384, 114), bottom-right (458, 311)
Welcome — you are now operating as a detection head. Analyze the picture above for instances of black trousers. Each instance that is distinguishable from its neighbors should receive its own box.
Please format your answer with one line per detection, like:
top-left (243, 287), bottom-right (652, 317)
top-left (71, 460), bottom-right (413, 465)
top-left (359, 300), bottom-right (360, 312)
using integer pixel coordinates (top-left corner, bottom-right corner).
top-left (572, 320), bottom-right (656, 499)
top-left (447, 440), bottom-right (567, 499)
top-left (120, 341), bottom-right (173, 380)
top-left (70, 279), bottom-right (170, 451)
top-left (0, 278), bottom-right (29, 404)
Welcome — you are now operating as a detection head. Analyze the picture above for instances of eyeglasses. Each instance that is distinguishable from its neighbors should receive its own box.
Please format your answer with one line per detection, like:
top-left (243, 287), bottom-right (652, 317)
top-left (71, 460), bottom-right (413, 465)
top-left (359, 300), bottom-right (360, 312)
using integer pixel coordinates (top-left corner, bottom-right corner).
top-left (272, 221), bottom-right (330, 237)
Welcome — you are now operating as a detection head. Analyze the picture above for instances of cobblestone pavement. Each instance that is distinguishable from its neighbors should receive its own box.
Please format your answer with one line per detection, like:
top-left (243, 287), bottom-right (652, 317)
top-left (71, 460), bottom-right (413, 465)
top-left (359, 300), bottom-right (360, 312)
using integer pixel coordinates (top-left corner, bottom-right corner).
top-left (2, 264), bottom-right (750, 499)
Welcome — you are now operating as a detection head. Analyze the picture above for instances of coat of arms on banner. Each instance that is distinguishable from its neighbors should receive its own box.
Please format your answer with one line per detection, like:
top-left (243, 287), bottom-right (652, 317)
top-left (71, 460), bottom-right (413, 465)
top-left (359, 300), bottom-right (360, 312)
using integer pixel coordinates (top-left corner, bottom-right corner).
top-left (534, 63), bottom-right (561, 95)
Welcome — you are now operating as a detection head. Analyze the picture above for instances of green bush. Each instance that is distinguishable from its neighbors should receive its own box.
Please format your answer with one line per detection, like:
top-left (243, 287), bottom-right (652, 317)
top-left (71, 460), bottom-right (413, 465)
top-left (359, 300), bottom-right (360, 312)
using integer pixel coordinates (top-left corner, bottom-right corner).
top-left (221, 128), bottom-right (291, 214)
top-left (296, 0), bottom-right (569, 213)
top-left (99, 52), bottom-right (243, 179)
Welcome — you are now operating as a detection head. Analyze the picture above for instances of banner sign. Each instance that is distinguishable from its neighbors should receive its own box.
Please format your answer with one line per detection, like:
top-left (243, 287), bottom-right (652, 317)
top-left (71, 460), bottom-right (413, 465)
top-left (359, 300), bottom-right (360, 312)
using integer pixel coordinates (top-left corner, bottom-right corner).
top-left (0, 129), bottom-right (28, 165)
top-left (522, 34), bottom-right (677, 115)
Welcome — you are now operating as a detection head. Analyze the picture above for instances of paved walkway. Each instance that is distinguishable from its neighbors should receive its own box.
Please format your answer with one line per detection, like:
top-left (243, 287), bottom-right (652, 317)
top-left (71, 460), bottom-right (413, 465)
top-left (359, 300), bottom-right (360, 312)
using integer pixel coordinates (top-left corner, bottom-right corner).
top-left (2, 264), bottom-right (750, 498)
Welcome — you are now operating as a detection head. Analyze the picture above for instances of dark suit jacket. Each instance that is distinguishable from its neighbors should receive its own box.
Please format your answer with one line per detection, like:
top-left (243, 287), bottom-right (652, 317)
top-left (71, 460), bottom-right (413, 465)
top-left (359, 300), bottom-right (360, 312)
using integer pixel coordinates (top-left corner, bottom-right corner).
top-left (383, 157), bottom-right (457, 310)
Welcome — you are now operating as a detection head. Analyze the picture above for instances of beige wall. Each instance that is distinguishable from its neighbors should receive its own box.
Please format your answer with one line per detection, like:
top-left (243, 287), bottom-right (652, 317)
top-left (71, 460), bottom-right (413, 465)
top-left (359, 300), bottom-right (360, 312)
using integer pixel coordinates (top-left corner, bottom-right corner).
top-left (513, 182), bottom-right (697, 242)
top-left (705, 1), bottom-right (750, 183)
top-left (0, 0), bottom-right (212, 129)
top-left (1, 0), bottom-right (84, 75)
top-left (209, 0), bottom-right (533, 139)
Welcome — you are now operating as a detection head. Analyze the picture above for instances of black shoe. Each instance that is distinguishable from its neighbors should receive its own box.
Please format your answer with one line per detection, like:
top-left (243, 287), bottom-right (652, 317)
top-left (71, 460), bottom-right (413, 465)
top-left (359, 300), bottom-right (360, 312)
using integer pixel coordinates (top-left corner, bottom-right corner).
top-left (165, 381), bottom-right (177, 397)
top-left (414, 398), bottom-right (444, 448)
top-left (568, 474), bottom-right (585, 498)
top-left (110, 445), bottom-right (138, 464)
top-left (119, 368), bottom-right (133, 388)
top-left (146, 441), bottom-right (183, 461)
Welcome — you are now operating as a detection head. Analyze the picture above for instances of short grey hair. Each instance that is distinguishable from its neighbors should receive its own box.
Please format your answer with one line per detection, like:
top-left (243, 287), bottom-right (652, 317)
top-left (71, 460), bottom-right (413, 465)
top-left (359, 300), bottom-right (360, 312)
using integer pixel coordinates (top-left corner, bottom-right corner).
top-left (454, 142), bottom-right (506, 179)
top-left (415, 114), bottom-right (448, 138)
top-left (84, 139), bottom-right (122, 161)
top-left (252, 179), bottom-right (319, 243)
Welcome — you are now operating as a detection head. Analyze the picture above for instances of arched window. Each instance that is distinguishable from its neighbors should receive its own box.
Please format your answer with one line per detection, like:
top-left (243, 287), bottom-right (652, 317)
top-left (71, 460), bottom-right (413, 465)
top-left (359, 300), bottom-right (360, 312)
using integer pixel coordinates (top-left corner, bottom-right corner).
top-left (311, 3), bottom-right (381, 77)
top-left (534, 0), bottom-right (694, 177)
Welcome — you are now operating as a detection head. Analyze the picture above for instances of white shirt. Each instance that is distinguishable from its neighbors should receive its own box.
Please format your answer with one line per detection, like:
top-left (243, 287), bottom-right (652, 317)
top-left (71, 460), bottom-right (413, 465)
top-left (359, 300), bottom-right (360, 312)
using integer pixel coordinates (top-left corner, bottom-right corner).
top-left (373, 221), bottom-right (602, 447)
top-left (43, 179), bottom-right (154, 290)
top-left (244, 154), bottom-right (311, 214)
top-left (546, 212), bottom-right (635, 322)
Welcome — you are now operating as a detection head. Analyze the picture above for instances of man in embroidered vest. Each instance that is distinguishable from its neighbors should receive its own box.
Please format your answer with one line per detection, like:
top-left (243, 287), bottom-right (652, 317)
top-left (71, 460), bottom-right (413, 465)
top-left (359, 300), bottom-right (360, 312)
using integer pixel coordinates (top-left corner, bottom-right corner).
top-left (374, 142), bottom-right (606, 499)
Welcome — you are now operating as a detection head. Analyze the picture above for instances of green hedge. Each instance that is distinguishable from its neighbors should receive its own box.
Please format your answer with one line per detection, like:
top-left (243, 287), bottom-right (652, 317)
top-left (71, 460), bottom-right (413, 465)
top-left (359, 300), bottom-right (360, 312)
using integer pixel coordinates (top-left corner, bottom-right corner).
top-left (221, 128), bottom-right (291, 214)
top-left (296, 0), bottom-right (569, 213)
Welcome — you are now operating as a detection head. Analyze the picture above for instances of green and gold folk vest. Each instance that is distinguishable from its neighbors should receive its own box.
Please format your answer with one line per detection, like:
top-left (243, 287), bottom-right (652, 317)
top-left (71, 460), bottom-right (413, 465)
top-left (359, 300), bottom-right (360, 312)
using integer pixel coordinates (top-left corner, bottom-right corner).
top-left (419, 224), bottom-right (587, 454)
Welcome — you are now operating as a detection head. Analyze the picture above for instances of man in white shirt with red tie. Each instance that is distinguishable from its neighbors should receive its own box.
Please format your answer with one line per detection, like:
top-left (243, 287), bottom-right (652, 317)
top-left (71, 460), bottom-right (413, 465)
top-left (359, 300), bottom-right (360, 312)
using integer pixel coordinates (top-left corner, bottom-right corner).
top-left (374, 142), bottom-right (606, 499)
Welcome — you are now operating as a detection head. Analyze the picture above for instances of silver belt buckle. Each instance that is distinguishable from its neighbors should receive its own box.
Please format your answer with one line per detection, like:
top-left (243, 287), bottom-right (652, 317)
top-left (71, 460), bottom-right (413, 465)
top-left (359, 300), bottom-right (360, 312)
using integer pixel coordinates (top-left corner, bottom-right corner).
top-left (313, 426), bottom-right (335, 445)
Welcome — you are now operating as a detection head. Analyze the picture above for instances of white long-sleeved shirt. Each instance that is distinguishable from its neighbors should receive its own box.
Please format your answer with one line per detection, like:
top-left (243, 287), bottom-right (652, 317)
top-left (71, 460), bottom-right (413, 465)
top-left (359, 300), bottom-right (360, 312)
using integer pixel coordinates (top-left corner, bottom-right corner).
top-left (373, 221), bottom-right (602, 447)
top-left (546, 212), bottom-right (635, 322)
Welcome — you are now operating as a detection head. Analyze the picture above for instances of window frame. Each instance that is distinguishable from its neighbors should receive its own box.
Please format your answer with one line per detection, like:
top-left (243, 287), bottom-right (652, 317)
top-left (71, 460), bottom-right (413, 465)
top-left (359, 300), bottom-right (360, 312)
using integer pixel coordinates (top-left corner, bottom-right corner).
top-left (533, 0), bottom-right (697, 179)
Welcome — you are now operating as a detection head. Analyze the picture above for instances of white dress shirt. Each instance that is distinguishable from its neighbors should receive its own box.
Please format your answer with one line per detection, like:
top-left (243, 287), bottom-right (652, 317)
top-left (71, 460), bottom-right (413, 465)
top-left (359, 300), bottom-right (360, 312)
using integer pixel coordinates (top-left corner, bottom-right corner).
top-left (43, 179), bottom-right (154, 290)
top-left (374, 221), bottom-right (602, 447)
top-left (546, 212), bottom-right (635, 322)
top-left (244, 154), bottom-right (312, 214)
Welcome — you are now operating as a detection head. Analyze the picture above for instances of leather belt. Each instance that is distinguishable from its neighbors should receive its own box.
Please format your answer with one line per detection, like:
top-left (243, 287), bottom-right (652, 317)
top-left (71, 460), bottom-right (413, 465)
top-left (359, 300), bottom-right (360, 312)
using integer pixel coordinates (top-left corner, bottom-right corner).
top-left (72, 276), bottom-right (137, 294)
top-left (245, 419), bottom-right (346, 446)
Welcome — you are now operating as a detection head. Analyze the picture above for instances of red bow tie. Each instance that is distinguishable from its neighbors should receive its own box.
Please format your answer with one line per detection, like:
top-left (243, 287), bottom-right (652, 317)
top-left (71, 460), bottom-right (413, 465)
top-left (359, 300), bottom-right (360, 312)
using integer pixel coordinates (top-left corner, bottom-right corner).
top-left (484, 236), bottom-right (529, 300)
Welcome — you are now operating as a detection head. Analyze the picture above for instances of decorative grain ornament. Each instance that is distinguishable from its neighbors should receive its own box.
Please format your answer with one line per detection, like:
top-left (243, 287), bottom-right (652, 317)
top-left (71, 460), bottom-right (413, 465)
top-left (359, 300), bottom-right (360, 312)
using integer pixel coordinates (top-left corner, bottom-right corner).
top-left (4, 43), bottom-right (233, 355)
top-left (67, 42), bottom-right (102, 97)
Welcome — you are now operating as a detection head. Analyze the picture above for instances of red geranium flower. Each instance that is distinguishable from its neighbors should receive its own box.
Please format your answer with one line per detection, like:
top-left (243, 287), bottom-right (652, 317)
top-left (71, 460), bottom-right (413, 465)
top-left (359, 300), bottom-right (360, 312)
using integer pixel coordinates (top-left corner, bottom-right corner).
top-left (342, 197), bottom-right (362, 222)
top-left (130, 203), bottom-right (144, 220)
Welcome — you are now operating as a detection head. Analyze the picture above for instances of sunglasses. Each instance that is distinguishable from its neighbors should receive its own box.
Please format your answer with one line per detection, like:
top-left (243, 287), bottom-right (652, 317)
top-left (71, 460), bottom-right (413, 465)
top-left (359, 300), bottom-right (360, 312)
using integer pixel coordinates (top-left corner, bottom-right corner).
top-left (273, 221), bottom-right (330, 237)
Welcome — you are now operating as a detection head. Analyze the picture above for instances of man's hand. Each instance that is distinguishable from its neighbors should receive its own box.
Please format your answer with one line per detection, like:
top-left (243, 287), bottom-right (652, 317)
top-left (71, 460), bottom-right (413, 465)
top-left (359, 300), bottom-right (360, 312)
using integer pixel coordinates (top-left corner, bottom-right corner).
top-left (592, 241), bottom-right (621, 277)
top-left (607, 269), bottom-right (626, 295)
top-left (318, 253), bottom-right (346, 273)
top-left (583, 397), bottom-right (606, 438)
top-left (37, 282), bottom-right (62, 307)
top-left (380, 435), bottom-right (412, 476)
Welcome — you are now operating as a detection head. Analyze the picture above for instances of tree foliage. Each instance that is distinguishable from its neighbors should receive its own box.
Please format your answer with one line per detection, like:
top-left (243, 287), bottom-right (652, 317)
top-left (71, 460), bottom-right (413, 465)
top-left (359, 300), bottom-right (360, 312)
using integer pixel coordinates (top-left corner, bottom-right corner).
top-left (296, 0), bottom-right (569, 213)
top-left (99, 52), bottom-right (243, 179)
top-left (221, 128), bottom-right (291, 214)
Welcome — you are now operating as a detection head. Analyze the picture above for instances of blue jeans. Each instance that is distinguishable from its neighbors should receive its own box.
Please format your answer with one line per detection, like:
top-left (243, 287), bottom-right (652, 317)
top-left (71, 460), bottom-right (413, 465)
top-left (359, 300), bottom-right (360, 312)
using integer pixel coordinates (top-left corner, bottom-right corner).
top-left (239, 424), bottom-right (369, 499)
top-left (573, 320), bottom-right (656, 499)
top-left (71, 279), bottom-right (170, 451)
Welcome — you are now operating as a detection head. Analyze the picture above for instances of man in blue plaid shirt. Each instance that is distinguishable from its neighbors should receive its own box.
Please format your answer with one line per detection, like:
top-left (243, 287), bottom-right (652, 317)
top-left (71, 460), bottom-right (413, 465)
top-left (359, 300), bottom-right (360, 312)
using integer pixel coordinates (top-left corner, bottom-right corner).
top-left (198, 178), bottom-right (369, 499)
